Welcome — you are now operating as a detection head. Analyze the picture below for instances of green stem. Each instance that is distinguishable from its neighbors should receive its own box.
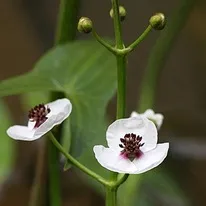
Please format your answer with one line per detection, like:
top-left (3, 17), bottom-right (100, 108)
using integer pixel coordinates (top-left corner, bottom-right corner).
top-left (48, 132), bottom-right (108, 186)
top-left (110, 0), bottom-right (126, 184)
top-left (51, 0), bottom-right (80, 101)
top-left (116, 56), bottom-right (126, 119)
top-left (127, 25), bottom-right (152, 52)
top-left (111, 0), bottom-right (124, 48)
top-left (115, 174), bottom-right (129, 187)
top-left (55, 0), bottom-right (80, 45)
top-left (110, 0), bottom-right (127, 187)
top-left (105, 187), bottom-right (117, 206)
top-left (29, 140), bottom-right (47, 206)
top-left (48, 139), bottom-right (61, 206)
top-left (120, 175), bottom-right (143, 206)
top-left (92, 30), bottom-right (116, 54)
top-left (48, 1), bottom-right (80, 206)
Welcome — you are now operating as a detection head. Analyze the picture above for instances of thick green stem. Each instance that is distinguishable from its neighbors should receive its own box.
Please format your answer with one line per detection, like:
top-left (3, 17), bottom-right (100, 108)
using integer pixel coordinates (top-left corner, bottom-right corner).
top-left (110, 0), bottom-right (126, 190)
top-left (48, 139), bottom-right (61, 206)
top-left (48, 132), bottom-right (108, 186)
top-left (29, 140), bottom-right (47, 206)
top-left (48, 1), bottom-right (80, 206)
top-left (105, 187), bottom-right (117, 206)
top-left (51, 0), bottom-right (79, 101)
top-left (111, 0), bottom-right (124, 48)
top-left (116, 56), bottom-right (126, 119)
top-left (55, 0), bottom-right (80, 45)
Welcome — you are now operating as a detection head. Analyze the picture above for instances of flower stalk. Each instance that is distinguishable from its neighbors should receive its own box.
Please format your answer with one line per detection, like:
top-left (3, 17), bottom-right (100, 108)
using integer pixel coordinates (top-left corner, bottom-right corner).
top-left (106, 187), bottom-right (117, 206)
top-left (92, 30), bottom-right (117, 54)
top-left (48, 132), bottom-right (109, 186)
top-left (127, 25), bottom-right (152, 52)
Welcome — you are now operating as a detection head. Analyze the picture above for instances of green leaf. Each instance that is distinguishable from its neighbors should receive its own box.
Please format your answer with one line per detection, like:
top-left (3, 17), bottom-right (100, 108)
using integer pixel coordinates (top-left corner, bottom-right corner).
top-left (0, 41), bottom-right (116, 98)
top-left (120, 169), bottom-right (188, 206)
top-left (142, 170), bottom-right (189, 206)
top-left (1, 40), bottom-right (116, 180)
top-left (0, 100), bottom-right (13, 180)
top-left (22, 92), bottom-right (49, 108)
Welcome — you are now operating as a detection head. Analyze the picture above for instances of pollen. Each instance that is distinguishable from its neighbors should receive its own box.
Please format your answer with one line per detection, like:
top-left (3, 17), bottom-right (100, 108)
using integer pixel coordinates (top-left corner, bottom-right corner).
top-left (28, 104), bottom-right (51, 128)
top-left (119, 133), bottom-right (144, 160)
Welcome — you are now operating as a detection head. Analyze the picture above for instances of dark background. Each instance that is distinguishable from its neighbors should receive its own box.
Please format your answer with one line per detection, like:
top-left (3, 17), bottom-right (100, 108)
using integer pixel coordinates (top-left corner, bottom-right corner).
top-left (0, 0), bottom-right (206, 205)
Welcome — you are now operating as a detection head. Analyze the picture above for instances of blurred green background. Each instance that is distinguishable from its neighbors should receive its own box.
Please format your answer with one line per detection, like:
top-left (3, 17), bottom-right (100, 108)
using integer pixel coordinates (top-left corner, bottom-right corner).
top-left (0, 0), bottom-right (206, 205)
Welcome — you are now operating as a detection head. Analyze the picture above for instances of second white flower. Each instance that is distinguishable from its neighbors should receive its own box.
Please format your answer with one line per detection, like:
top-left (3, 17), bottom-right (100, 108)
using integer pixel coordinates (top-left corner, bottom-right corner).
top-left (93, 114), bottom-right (169, 174)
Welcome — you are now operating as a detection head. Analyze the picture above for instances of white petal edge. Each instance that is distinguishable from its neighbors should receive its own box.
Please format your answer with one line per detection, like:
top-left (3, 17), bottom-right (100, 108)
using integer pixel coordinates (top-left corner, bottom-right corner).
top-left (106, 117), bottom-right (157, 153)
top-left (34, 98), bottom-right (72, 138)
top-left (143, 109), bottom-right (155, 116)
top-left (132, 143), bottom-right (169, 174)
top-left (143, 109), bottom-right (164, 130)
top-left (140, 120), bottom-right (158, 153)
top-left (93, 145), bottom-right (137, 173)
top-left (7, 125), bottom-right (36, 141)
top-left (46, 98), bottom-right (72, 117)
top-left (130, 111), bottom-right (138, 117)
top-left (154, 114), bottom-right (164, 129)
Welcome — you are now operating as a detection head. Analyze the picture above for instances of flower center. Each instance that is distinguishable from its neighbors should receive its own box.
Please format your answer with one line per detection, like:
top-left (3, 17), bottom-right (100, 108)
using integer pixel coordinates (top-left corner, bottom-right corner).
top-left (119, 133), bottom-right (144, 161)
top-left (28, 104), bottom-right (51, 128)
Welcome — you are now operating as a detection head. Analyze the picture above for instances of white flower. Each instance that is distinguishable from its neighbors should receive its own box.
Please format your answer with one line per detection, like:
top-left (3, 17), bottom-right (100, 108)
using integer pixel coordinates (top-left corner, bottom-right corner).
top-left (93, 115), bottom-right (169, 174)
top-left (131, 109), bottom-right (163, 130)
top-left (7, 98), bottom-right (72, 141)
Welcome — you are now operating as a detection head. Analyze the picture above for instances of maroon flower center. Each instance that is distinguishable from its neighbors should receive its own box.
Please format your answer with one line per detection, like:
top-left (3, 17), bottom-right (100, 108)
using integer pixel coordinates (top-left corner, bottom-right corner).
top-left (28, 104), bottom-right (51, 128)
top-left (119, 133), bottom-right (144, 160)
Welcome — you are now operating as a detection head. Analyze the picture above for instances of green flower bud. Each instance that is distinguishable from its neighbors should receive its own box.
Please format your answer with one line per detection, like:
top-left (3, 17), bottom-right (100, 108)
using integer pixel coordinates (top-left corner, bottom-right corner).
top-left (149, 13), bottom-right (166, 30)
top-left (77, 17), bottom-right (93, 33)
top-left (110, 6), bottom-right (126, 21)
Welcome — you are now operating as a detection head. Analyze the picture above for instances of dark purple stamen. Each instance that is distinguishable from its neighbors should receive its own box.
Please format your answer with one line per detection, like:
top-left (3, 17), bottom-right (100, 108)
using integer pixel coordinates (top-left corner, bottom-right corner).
top-left (28, 104), bottom-right (51, 128)
top-left (119, 133), bottom-right (144, 160)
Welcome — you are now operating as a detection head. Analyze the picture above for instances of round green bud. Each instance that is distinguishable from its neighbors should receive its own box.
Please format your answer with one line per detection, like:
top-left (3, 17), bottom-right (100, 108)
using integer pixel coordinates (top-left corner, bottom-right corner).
top-left (149, 13), bottom-right (166, 30)
top-left (77, 17), bottom-right (93, 33)
top-left (110, 6), bottom-right (126, 21)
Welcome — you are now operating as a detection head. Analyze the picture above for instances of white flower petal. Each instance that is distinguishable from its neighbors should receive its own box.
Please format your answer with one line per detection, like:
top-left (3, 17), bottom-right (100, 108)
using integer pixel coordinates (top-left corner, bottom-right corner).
top-left (7, 98), bottom-right (72, 141)
top-left (106, 116), bottom-right (157, 153)
top-left (46, 98), bottom-right (72, 118)
top-left (34, 98), bottom-right (72, 138)
top-left (28, 121), bottom-right (35, 129)
top-left (7, 125), bottom-right (36, 141)
top-left (143, 109), bottom-right (154, 116)
top-left (132, 143), bottom-right (169, 174)
top-left (34, 115), bottom-right (57, 138)
top-left (93, 145), bottom-right (137, 173)
top-left (153, 114), bottom-right (163, 129)
top-left (141, 120), bottom-right (158, 152)
top-left (143, 109), bottom-right (164, 130)
top-left (130, 111), bottom-right (138, 117)
top-left (131, 109), bottom-right (164, 130)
